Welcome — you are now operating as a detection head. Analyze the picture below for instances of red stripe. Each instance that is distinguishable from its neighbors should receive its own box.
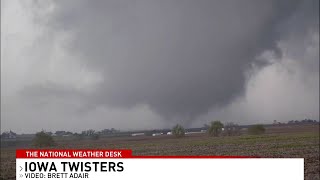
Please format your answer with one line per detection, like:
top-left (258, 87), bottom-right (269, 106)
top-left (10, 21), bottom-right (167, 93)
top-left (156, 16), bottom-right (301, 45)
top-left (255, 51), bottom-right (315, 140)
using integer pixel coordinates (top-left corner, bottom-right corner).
top-left (127, 156), bottom-right (255, 158)
top-left (16, 149), bottom-right (257, 158)
top-left (16, 149), bottom-right (132, 158)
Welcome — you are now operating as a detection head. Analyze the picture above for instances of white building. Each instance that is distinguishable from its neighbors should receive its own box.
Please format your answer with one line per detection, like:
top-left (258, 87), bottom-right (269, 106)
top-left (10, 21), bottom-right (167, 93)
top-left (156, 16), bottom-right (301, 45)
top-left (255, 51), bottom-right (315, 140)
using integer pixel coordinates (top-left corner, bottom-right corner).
top-left (131, 133), bottom-right (145, 137)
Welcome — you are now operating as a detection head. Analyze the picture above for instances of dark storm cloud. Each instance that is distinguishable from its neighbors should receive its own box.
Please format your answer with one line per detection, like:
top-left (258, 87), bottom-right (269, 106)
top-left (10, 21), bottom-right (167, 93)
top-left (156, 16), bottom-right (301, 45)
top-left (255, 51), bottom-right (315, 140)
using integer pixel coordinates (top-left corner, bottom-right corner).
top-left (20, 83), bottom-right (88, 104)
top-left (2, 0), bottom-right (318, 133)
top-left (276, 0), bottom-right (319, 73)
top-left (39, 0), bottom-right (309, 122)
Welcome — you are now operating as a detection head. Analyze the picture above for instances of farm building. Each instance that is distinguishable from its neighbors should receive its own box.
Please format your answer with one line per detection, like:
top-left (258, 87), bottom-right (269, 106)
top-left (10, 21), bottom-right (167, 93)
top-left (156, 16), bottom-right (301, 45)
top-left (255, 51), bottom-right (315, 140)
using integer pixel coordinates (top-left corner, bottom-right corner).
top-left (152, 133), bottom-right (163, 136)
top-left (131, 133), bottom-right (145, 137)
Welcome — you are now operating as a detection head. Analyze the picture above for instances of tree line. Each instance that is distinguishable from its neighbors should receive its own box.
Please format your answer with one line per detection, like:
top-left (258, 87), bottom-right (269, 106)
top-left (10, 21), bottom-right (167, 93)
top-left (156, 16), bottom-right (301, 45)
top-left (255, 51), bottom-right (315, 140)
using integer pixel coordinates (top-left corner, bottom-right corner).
top-left (172, 121), bottom-right (266, 138)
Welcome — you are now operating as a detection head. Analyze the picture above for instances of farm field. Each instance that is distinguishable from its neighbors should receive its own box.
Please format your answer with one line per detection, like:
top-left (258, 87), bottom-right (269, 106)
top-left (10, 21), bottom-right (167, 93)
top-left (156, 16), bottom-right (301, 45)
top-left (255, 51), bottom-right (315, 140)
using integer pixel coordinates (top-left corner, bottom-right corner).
top-left (1, 124), bottom-right (319, 180)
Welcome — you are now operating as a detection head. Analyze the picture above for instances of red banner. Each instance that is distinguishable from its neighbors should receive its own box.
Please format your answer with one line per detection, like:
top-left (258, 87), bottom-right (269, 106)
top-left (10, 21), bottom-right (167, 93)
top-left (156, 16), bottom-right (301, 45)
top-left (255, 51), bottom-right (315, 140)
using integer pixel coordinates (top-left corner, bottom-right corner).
top-left (16, 149), bottom-right (132, 158)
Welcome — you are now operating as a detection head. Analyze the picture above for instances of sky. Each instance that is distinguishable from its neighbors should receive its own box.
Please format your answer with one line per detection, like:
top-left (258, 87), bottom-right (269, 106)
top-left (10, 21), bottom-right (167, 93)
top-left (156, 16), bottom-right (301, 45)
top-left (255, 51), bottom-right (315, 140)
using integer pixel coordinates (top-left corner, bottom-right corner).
top-left (1, 0), bottom-right (319, 133)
